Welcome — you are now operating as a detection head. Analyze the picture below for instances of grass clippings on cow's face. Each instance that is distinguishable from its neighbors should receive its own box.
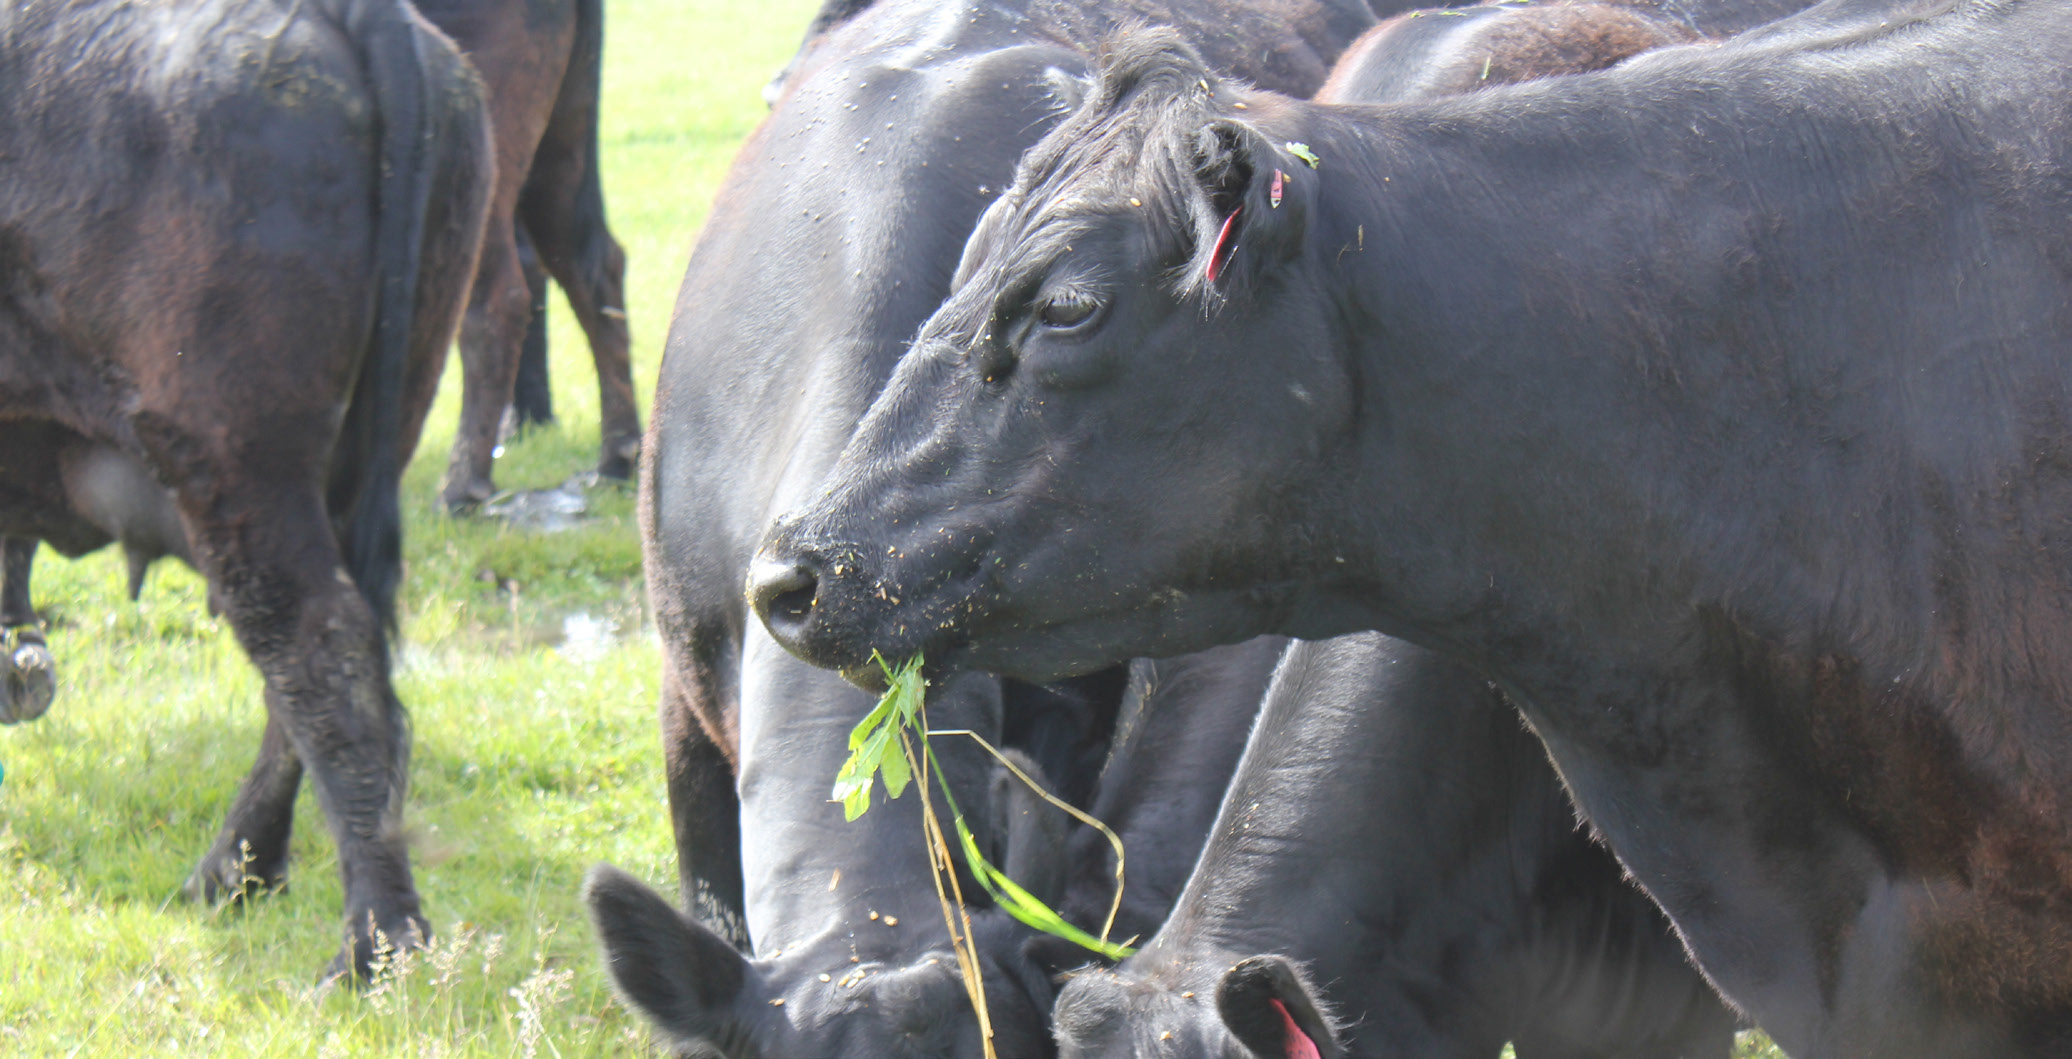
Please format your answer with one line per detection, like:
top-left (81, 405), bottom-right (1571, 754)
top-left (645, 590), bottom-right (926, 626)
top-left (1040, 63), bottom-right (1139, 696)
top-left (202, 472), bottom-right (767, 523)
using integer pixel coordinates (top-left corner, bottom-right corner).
top-left (0, 1), bottom-right (817, 1054)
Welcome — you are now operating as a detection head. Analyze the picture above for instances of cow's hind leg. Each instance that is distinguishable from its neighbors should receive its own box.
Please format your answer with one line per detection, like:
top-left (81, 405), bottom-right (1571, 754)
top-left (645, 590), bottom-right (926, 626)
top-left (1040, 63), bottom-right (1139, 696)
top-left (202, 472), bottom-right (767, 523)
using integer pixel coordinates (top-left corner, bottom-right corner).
top-left (518, 12), bottom-right (639, 482)
top-left (184, 714), bottom-right (303, 903)
top-left (518, 186), bottom-right (637, 480)
top-left (178, 482), bottom-right (423, 979)
top-left (1, 537), bottom-right (55, 724)
top-left (441, 223), bottom-right (533, 512)
top-left (510, 228), bottom-right (555, 430)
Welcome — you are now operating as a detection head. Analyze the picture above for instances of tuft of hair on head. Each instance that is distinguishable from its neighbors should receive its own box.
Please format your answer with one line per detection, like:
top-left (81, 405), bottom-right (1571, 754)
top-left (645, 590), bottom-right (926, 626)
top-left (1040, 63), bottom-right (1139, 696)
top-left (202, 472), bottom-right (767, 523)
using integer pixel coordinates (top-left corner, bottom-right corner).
top-left (1006, 25), bottom-right (1296, 316)
top-left (1085, 24), bottom-right (1225, 115)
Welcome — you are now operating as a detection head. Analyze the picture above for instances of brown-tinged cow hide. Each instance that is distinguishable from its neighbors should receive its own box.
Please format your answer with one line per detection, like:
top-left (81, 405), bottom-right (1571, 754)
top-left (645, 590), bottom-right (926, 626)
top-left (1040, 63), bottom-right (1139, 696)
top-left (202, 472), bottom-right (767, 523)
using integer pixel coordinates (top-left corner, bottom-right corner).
top-left (0, 0), bottom-right (492, 980)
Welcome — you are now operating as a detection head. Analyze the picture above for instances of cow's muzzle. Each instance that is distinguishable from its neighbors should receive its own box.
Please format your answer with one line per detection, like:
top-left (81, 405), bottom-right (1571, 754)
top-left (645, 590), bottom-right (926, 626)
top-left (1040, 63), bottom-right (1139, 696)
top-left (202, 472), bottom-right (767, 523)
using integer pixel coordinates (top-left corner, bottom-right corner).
top-left (751, 517), bottom-right (992, 684)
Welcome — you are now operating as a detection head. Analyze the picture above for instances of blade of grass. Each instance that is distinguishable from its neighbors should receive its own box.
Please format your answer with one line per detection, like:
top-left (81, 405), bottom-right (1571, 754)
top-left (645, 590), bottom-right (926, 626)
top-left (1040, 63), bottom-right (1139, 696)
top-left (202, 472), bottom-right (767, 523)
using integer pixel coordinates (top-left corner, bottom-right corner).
top-left (921, 737), bottom-right (1135, 961)
top-left (836, 652), bottom-right (1135, 966)
top-left (927, 728), bottom-right (1133, 950)
top-left (899, 710), bottom-right (997, 1059)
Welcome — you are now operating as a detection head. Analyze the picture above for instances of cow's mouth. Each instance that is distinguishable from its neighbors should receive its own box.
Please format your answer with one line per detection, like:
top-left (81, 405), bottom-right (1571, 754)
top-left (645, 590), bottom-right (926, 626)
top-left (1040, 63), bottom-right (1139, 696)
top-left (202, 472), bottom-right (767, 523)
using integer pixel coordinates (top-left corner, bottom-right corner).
top-left (749, 528), bottom-right (992, 677)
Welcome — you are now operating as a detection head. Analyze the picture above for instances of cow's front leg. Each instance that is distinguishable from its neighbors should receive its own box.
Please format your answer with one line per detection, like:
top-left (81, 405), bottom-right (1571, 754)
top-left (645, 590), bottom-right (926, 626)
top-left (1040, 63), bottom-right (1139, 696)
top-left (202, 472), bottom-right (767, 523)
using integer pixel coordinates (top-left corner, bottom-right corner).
top-left (1, 537), bottom-right (55, 724)
top-left (659, 660), bottom-right (745, 942)
top-left (182, 486), bottom-right (424, 981)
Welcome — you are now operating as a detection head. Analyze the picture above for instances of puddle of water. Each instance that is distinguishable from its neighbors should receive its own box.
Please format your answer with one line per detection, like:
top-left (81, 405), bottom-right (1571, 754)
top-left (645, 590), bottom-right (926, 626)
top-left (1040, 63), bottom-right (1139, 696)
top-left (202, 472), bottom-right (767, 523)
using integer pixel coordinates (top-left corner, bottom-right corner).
top-left (480, 472), bottom-right (603, 534)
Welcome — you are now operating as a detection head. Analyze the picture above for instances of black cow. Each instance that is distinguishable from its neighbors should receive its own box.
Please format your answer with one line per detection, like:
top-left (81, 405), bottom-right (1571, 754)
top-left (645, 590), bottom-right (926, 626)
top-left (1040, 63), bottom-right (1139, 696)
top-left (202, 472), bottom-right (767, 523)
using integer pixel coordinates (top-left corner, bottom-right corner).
top-left (751, 0), bottom-right (2072, 1053)
top-left (510, 229), bottom-right (555, 428)
top-left (586, 0), bottom-right (1380, 1054)
top-left (423, 0), bottom-right (640, 511)
top-left (1053, 635), bottom-right (1736, 1059)
top-left (1045, 637), bottom-right (1290, 953)
top-left (0, 0), bottom-right (491, 978)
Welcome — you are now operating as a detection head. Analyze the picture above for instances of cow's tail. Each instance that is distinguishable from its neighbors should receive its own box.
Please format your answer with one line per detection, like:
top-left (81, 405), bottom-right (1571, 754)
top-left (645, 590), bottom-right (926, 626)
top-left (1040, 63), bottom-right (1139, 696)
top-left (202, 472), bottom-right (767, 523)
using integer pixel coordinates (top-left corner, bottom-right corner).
top-left (334, 0), bottom-right (438, 630)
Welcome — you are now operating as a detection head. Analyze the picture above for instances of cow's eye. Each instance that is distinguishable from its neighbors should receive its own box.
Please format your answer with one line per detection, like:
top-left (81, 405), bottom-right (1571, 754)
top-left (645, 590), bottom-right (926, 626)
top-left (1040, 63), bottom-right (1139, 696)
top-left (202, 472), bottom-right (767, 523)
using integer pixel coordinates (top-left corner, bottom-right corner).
top-left (1037, 291), bottom-right (1100, 330)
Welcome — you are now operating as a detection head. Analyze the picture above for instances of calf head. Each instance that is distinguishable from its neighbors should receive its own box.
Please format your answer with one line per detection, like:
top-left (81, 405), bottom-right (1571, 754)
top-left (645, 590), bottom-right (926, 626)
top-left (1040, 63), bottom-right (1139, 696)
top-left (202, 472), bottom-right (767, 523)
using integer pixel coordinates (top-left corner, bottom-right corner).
top-left (752, 32), bottom-right (1357, 686)
top-left (1052, 954), bottom-right (1340, 1059)
top-left (587, 865), bottom-right (1059, 1058)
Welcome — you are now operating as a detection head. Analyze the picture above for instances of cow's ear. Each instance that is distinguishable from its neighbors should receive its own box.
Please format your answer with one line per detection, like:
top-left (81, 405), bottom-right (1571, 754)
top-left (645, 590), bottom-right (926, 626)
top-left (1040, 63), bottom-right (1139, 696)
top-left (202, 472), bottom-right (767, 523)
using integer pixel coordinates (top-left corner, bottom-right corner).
top-left (1214, 954), bottom-right (1341, 1059)
top-left (585, 864), bottom-right (753, 1053)
top-left (1192, 118), bottom-right (1314, 288)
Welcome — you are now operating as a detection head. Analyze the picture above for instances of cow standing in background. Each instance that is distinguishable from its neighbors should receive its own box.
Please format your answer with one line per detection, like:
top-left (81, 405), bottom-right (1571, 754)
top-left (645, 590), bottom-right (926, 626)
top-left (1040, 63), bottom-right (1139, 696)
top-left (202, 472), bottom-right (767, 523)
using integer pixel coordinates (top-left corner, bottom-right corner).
top-left (0, 0), bottom-right (491, 979)
top-left (0, 0), bottom-right (631, 711)
top-left (425, 0), bottom-right (640, 512)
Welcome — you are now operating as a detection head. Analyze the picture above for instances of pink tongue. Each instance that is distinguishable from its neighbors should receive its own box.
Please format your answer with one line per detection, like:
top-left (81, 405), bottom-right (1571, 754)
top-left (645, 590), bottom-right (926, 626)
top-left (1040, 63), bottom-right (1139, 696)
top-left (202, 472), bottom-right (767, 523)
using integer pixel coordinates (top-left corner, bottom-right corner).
top-left (1269, 998), bottom-right (1322, 1059)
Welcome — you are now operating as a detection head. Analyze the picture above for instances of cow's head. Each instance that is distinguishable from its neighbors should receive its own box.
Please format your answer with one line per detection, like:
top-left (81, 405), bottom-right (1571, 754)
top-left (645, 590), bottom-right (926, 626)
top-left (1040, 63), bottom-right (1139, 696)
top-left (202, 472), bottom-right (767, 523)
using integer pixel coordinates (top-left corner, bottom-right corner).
top-left (1051, 954), bottom-right (1341, 1059)
top-left (751, 30), bottom-right (1360, 685)
top-left (587, 866), bottom-right (1060, 1059)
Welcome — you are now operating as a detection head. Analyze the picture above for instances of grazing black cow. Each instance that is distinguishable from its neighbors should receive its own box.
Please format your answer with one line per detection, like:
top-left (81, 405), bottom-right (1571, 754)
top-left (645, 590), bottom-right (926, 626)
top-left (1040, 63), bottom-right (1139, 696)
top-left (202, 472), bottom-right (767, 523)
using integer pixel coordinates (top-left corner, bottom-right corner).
top-left (0, 0), bottom-right (491, 978)
top-left (751, 1), bottom-right (2072, 1053)
top-left (1046, 637), bottom-right (1290, 952)
top-left (589, 0), bottom-right (1378, 1054)
top-left (423, 0), bottom-right (640, 511)
top-left (1052, 635), bottom-right (1736, 1059)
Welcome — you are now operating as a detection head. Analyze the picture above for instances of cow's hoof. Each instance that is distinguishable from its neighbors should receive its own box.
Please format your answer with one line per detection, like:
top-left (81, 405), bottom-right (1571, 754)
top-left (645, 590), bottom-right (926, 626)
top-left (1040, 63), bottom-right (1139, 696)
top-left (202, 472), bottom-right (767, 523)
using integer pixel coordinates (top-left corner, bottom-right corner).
top-left (597, 435), bottom-right (641, 481)
top-left (182, 849), bottom-right (288, 908)
top-left (322, 911), bottom-right (432, 987)
top-left (441, 478), bottom-right (495, 515)
top-left (1, 630), bottom-right (55, 724)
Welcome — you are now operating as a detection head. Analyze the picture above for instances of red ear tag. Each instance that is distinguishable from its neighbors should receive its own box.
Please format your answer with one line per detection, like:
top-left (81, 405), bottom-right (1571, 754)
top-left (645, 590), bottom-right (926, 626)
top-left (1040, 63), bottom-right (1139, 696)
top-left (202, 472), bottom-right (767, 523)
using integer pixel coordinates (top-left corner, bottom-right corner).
top-left (1206, 206), bottom-right (1242, 285)
top-left (1270, 998), bottom-right (1323, 1059)
top-left (1270, 169), bottom-right (1286, 209)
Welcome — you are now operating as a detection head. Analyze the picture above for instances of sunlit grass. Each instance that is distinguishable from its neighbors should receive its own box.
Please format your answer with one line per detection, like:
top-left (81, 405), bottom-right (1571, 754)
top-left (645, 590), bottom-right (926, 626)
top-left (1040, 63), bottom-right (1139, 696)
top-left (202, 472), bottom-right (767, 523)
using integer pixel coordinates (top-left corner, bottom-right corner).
top-left (0, 0), bottom-right (813, 1053)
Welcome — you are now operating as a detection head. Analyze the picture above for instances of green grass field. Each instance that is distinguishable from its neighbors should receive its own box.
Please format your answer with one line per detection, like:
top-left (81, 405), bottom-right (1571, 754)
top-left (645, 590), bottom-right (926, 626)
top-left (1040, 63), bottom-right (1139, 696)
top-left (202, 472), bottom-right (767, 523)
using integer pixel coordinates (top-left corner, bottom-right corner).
top-left (0, 1), bottom-right (1790, 1055)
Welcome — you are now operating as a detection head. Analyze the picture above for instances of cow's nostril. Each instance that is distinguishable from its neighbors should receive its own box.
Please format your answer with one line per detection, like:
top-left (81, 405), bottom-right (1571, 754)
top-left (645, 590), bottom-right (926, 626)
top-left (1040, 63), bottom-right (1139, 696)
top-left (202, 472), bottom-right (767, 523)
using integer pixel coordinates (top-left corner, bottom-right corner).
top-left (749, 555), bottom-right (821, 638)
